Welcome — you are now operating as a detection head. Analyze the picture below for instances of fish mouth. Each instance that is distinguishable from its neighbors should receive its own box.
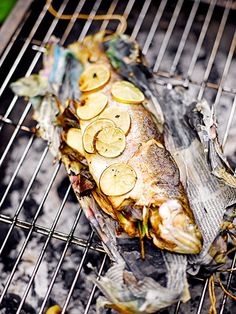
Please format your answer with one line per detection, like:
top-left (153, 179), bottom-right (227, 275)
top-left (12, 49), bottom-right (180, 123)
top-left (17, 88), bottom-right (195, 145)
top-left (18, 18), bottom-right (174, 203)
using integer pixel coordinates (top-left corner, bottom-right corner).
top-left (158, 224), bottom-right (202, 254)
top-left (115, 199), bottom-right (202, 255)
top-left (150, 200), bottom-right (203, 254)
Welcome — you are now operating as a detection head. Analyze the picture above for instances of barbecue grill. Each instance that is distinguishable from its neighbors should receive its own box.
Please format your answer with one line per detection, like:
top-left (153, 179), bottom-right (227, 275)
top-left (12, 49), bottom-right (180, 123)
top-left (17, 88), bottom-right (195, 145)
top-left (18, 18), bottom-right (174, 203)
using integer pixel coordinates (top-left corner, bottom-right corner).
top-left (0, 0), bottom-right (235, 313)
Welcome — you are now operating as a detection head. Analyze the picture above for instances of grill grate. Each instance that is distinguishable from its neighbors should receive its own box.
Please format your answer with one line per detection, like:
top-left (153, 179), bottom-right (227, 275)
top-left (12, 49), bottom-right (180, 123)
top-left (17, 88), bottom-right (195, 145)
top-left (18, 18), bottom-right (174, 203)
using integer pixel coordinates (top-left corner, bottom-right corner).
top-left (0, 0), bottom-right (236, 313)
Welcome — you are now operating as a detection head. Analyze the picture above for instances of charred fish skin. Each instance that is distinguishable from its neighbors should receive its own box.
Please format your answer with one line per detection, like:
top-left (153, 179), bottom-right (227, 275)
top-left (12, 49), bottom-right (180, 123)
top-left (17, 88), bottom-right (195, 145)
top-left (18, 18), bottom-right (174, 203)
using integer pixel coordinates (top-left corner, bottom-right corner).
top-left (69, 33), bottom-right (202, 255)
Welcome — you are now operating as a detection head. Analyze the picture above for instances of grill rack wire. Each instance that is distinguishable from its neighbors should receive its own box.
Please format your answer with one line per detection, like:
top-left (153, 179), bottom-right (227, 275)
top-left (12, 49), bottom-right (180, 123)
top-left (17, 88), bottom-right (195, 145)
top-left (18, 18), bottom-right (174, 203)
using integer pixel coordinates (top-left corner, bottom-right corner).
top-left (0, 0), bottom-right (236, 313)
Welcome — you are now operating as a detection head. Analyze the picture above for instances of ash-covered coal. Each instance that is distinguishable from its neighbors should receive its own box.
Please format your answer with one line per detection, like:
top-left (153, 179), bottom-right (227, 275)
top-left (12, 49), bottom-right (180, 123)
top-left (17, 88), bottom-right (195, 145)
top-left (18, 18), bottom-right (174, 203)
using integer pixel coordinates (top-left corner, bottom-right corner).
top-left (0, 293), bottom-right (36, 314)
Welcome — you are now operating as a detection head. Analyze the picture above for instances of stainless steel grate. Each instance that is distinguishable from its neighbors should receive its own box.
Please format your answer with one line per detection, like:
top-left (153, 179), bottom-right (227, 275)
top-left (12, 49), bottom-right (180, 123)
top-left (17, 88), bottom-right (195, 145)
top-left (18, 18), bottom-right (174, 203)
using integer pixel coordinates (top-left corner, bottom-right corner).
top-left (0, 0), bottom-right (235, 313)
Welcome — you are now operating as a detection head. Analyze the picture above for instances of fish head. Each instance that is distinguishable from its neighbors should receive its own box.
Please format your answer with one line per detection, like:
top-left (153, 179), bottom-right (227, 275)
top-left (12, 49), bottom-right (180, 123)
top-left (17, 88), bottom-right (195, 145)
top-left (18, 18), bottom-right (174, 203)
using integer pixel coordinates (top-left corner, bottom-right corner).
top-left (150, 200), bottom-right (202, 254)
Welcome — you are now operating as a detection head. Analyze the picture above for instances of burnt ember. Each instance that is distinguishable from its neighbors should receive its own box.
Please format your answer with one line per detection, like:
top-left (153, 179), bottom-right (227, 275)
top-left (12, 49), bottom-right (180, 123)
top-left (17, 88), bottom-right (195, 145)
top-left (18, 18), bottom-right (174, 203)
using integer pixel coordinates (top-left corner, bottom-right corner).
top-left (0, 293), bottom-right (36, 314)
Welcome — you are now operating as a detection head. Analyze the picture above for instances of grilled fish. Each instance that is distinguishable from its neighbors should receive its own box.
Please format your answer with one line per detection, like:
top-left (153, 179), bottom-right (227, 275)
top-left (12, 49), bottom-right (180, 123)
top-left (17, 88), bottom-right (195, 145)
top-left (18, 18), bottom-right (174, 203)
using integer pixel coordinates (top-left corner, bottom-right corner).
top-left (65, 32), bottom-right (202, 254)
top-left (11, 32), bottom-right (202, 255)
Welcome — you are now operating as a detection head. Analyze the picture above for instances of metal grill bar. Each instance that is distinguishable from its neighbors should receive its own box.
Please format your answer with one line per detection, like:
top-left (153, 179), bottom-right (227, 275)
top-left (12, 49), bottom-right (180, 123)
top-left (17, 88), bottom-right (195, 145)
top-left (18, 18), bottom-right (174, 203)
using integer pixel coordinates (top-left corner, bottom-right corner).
top-left (100, 0), bottom-right (119, 31)
top-left (38, 208), bottom-right (85, 314)
top-left (0, 146), bottom-right (49, 255)
top-left (0, 133), bottom-right (35, 208)
top-left (15, 182), bottom-right (72, 314)
top-left (153, 0), bottom-right (184, 72)
top-left (130, 0), bottom-right (152, 40)
top-left (197, 279), bottom-right (209, 314)
top-left (0, 1), bottom-right (51, 97)
top-left (142, 0), bottom-right (167, 55)
top-left (170, 0), bottom-right (200, 75)
top-left (0, 162), bottom-right (61, 304)
top-left (0, 13), bottom-right (29, 67)
top-left (0, 0), bottom-right (235, 313)
top-left (61, 231), bottom-right (95, 314)
top-left (213, 30), bottom-right (236, 108)
top-left (78, 0), bottom-right (103, 42)
top-left (122, 0), bottom-right (136, 18)
top-left (197, 0), bottom-right (233, 101)
top-left (0, 3), bottom-right (68, 138)
top-left (0, 0), bottom-right (69, 136)
top-left (83, 254), bottom-right (107, 314)
top-left (184, 0), bottom-right (217, 85)
top-left (219, 253), bottom-right (236, 314)
top-left (60, 0), bottom-right (87, 44)
top-left (0, 101), bottom-right (32, 167)
top-left (0, 214), bottom-right (104, 252)
top-left (223, 95), bottom-right (236, 146)
top-left (156, 72), bottom-right (236, 95)
top-left (0, 116), bottom-right (32, 132)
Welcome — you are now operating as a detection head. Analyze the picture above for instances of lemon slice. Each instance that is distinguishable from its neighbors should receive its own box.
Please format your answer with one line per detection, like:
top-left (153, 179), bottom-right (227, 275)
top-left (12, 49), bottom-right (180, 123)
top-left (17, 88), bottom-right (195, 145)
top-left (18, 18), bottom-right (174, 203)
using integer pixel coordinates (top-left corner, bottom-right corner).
top-left (79, 65), bottom-right (110, 92)
top-left (76, 93), bottom-right (108, 120)
top-left (82, 119), bottom-right (115, 153)
top-left (99, 163), bottom-right (137, 196)
top-left (95, 126), bottom-right (126, 158)
top-left (111, 81), bottom-right (145, 104)
top-left (66, 128), bottom-right (85, 157)
top-left (99, 107), bottom-right (131, 135)
top-left (46, 305), bottom-right (62, 314)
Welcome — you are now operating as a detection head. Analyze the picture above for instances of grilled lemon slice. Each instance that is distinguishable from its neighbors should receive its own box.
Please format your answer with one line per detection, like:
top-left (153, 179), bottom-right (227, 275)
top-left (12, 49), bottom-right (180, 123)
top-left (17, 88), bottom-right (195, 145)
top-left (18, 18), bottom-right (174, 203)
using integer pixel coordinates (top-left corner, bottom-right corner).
top-left (82, 119), bottom-right (115, 153)
top-left (46, 305), bottom-right (62, 314)
top-left (99, 107), bottom-right (131, 135)
top-left (111, 81), bottom-right (145, 104)
top-left (95, 126), bottom-right (126, 158)
top-left (66, 128), bottom-right (85, 157)
top-left (79, 65), bottom-right (110, 92)
top-left (99, 163), bottom-right (137, 196)
top-left (76, 93), bottom-right (108, 120)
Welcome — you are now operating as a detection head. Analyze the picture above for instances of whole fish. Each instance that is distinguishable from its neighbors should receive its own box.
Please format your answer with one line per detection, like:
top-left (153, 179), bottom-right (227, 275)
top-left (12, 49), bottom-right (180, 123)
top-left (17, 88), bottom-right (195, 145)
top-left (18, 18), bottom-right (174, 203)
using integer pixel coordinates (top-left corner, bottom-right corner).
top-left (11, 32), bottom-right (202, 255)
top-left (67, 33), bottom-right (202, 255)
